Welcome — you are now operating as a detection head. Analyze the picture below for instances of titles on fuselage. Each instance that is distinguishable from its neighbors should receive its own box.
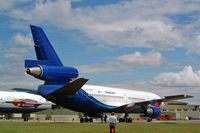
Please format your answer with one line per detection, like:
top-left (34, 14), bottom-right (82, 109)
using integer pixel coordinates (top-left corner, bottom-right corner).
top-left (105, 91), bottom-right (115, 94)
top-left (85, 88), bottom-right (116, 95)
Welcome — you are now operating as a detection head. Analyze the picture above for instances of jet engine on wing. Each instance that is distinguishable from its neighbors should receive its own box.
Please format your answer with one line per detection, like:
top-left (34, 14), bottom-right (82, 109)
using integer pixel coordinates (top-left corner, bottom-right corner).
top-left (26, 65), bottom-right (78, 82)
top-left (145, 106), bottom-right (161, 118)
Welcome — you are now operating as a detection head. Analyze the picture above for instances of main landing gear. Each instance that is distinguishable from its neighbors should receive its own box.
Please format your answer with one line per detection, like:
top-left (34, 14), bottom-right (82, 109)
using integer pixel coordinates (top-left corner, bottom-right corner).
top-left (118, 112), bottom-right (133, 123)
top-left (80, 116), bottom-right (93, 123)
top-left (22, 113), bottom-right (30, 121)
top-left (147, 118), bottom-right (152, 122)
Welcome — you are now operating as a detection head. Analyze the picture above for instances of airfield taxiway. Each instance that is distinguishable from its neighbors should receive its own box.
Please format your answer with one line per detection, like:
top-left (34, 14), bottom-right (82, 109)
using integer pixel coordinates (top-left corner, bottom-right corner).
top-left (1, 119), bottom-right (200, 124)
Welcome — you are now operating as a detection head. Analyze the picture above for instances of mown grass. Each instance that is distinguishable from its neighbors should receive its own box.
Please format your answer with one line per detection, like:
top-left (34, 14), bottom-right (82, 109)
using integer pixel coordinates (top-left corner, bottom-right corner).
top-left (0, 122), bottom-right (199, 133)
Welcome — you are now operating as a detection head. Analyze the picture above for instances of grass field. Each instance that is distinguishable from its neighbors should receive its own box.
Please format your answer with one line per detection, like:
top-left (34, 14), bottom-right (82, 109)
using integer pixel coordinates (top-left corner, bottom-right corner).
top-left (0, 122), bottom-right (200, 133)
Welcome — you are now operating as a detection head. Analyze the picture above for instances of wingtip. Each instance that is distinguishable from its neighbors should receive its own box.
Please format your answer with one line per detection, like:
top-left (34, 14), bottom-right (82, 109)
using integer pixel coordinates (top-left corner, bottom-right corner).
top-left (79, 77), bottom-right (89, 81)
top-left (30, 25), bottom-right (41, 30)
top-left (185, 95), bottom-right (193, 98)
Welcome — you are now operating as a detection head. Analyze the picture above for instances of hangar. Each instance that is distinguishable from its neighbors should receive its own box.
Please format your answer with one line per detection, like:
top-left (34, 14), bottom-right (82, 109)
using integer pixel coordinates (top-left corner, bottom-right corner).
top-left (161, 101), bottom-right (200, 120)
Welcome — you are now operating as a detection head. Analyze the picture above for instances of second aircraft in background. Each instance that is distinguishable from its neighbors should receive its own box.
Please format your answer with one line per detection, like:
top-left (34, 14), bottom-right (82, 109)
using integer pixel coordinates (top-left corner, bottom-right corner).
top-left (0, 90), bottom-right (53, 121)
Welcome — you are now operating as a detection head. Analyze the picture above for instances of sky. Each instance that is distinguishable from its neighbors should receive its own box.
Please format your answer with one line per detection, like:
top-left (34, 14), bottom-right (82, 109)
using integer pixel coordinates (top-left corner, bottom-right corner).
top-left (0, 0), bottom-right (200, 102)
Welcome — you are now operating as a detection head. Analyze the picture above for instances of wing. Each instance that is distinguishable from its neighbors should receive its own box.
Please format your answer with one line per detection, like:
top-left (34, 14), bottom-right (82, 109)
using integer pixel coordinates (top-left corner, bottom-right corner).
top-left (11, 88), bottom-right (38, 94)
top-left (50, 78), bottom-right (88, 96)
top-left (112, 94), bottom-right (193, 113)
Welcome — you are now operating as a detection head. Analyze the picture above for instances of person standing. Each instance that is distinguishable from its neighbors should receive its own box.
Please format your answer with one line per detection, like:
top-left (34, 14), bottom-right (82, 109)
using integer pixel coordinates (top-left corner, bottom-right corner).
top-left (104, 114), bottom-right (107, 123)
top-left (108, 112), bottom-right (117, 133)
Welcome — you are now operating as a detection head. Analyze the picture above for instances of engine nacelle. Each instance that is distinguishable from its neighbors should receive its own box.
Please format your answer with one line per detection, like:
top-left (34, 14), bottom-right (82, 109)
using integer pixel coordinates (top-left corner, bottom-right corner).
top-left (145, 106), bottom-right (161, 118)
top-left (26, 65), bottom-right (78, 82)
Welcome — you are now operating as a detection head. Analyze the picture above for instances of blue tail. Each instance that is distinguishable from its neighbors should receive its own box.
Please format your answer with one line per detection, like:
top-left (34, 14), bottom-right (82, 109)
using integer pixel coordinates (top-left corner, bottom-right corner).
top-left (25, 25), bottom-right (63, 67)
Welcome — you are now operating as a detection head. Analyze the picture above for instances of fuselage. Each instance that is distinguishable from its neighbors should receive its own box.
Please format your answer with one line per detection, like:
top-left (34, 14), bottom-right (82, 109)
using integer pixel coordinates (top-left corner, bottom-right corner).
top-left (82, 85), bottom-right (161, 106)
top-left (0, 91), bottom-right (51, 113)
top-left (45, 84), bottom-right (161, 114)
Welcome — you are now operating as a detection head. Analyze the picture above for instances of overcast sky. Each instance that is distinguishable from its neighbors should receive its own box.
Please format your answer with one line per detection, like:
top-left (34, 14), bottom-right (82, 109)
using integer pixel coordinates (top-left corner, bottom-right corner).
top-left (1, 0), bottom-right (200, 102)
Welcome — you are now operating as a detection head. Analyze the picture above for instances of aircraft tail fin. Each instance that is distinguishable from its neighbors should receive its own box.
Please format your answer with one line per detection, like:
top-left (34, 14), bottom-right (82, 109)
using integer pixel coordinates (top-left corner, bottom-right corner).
top-left (25, 25), bottom-right (63, 67)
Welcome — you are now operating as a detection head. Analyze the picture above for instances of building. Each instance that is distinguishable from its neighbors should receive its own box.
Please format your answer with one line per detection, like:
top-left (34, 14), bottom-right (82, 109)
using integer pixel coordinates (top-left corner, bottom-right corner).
top-left (162, 101), bottom-right (200, 120)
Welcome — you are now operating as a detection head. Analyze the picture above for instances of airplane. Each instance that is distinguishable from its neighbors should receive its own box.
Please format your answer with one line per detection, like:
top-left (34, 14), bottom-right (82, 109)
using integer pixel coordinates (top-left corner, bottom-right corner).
top-left (25, 25), bottom-right (193, 122)
top-left (0, 90), bottom-right (53, 121)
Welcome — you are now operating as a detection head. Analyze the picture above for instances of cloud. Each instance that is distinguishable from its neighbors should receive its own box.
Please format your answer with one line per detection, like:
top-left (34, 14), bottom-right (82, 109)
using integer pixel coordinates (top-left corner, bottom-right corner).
top-left (13, 33), bottom-right (33, 46)
top-left (185, 34), bottom-right (200, 55)
top-left (71, 0), bottom-right (82, 2)
top-left (78, 50), bottom-right (163, 74)
top-left (0, 74), bottom-right (42, 90)
top-left (3, 47), bottom-right (28, 56)
top-left (87, 44), bottom-right (112, 50)
top-left (3, 47), bottom-right (29, 63)
top-left (9, 0), bottom-right (71, 22)
top-left (151, 66), bottom-right (200, 87)
top-left (6, 0), bottom-right (190, 51)
top-left (7, 0), bottom-right (200, 54)
top-left (0, 0), bottom-right (29, 12)
top-left (117, 50), bottom-right (162, 66)
top-left (78, 61), bottom-right (133, 74)
top-left (0, 62), bottom-right (42, 90)
top-left (6, 0), bottom-right (200, 54)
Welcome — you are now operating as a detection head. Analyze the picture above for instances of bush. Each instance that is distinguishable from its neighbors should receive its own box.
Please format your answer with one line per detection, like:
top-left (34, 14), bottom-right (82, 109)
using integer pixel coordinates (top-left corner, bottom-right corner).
top-left (45, 113), bottom-right (52, 120)
top-left (4, 113), bottom-right (14, 119)
top-left (78, 112), bottom-right (84, 118)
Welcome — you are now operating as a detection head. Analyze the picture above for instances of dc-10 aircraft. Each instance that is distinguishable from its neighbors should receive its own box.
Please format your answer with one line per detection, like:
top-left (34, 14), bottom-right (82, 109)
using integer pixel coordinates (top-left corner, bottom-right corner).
top-left (25, 25), bottom-right (193, 122)
top-left (0, 90), bottom-right (53, 121)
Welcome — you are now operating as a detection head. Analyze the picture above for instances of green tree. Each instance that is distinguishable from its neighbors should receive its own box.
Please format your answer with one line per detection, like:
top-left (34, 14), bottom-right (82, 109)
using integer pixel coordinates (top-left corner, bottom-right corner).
top-left (4, 113), bottom-right (14, 119)
top-left (45, 113), bottom-right (52, 120)
top-left (78, 112), bottom-right (84, 118)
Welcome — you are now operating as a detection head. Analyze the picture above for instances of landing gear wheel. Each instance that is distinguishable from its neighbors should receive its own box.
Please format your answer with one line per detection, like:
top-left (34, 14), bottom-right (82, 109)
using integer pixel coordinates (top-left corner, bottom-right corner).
top-left (80, 117), bottom-right (93, 123)
top-left (22, 113), bottom-right (30, 121)
top-left (147, 118), bottom-right (152, 122)
top-left (89, 118), bottom-right (93, 123)
top-left (80, 117), bottom-right (84, 123)
top-left (84, 117), bottom-right (89, 122)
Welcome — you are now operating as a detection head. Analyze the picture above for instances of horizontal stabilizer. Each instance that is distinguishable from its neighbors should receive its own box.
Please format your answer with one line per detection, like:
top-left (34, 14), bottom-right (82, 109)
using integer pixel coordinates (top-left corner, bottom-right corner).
top-left (25, 60), bottom-right (52, 68)
top-left (50, 78), bottom-right (88, 95)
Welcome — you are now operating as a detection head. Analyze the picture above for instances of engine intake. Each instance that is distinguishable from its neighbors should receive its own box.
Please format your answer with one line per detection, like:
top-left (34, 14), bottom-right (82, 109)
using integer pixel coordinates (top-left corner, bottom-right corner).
top-left (26, 65), bottom-right (78, 82)
top-left (145, 106), bottom-right (161, 118)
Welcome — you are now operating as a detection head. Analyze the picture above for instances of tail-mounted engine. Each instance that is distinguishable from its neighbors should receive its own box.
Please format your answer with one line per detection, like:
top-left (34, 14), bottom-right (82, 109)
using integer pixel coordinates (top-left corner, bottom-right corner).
top-left (26, 65), bottom-right (78, 82)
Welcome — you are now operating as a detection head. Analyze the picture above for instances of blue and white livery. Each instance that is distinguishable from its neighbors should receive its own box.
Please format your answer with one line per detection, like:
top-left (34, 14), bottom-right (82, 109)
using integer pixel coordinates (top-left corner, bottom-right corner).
top-left (25, 25), bottom-right (192, 120)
